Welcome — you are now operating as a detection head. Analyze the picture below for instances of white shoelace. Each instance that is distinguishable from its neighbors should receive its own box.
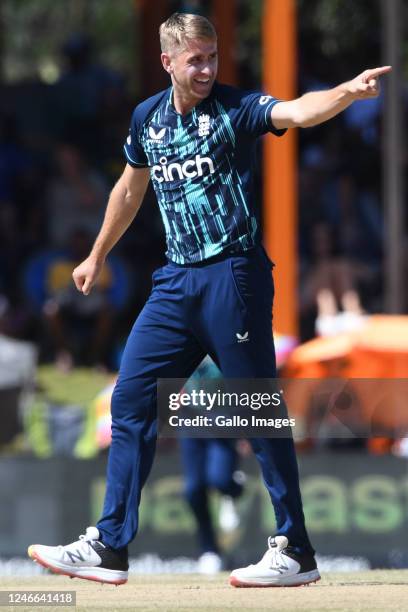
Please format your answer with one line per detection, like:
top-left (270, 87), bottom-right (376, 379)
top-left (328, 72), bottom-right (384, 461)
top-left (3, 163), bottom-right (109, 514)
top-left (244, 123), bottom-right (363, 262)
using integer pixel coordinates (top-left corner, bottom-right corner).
top-left (256, 537), bottom-right (288, 570)
top-left (61, 527), bottom-right (101, 556)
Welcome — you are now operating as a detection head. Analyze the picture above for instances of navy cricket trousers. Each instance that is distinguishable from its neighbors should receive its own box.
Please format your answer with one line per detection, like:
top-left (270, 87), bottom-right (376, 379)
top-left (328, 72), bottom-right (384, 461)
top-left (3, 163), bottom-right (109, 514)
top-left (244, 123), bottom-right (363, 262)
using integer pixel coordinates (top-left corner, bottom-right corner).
top-left (97, 246), bottom-right (313, 554)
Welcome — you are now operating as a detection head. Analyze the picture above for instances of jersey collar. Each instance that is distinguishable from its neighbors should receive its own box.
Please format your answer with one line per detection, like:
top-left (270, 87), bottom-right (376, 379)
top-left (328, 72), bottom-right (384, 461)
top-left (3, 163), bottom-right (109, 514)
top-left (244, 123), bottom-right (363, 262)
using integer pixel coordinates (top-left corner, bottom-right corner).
top-left (167, 82), bottom-right (218, 118)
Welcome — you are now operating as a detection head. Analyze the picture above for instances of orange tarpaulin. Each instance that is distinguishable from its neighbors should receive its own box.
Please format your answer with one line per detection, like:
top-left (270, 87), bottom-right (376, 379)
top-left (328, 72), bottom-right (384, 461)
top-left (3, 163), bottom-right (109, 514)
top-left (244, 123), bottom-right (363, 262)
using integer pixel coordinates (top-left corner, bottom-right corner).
top-left (284, 316), bottom-right (408, 378)
top-left (282, 316), bottom-right (408, 434)
top-left (349, 316), bottom-right (408, 378)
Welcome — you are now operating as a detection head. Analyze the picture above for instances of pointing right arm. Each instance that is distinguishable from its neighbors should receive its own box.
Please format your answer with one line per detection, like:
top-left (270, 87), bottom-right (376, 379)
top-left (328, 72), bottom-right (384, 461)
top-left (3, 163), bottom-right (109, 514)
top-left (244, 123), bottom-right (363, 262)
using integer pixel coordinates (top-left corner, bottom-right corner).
top-left (72, 164), bottom-right (151, 295)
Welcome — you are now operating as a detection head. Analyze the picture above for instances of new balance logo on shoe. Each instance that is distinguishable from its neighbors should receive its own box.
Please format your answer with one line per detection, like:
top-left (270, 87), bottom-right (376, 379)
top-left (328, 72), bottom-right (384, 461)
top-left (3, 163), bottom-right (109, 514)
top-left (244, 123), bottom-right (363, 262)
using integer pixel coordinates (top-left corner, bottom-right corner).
top-left (148, 126), bottom-right (166, 141)
top-left (27, 526), bottom-right (129, 585)
top-left (273, 560), bottom-right (289, 573)
top-left (230, 535), bottom-right (320, 587)
top-left (236, 332), bottom-right (249, 343)
top-left (65, 550), bottom-right (86, 563)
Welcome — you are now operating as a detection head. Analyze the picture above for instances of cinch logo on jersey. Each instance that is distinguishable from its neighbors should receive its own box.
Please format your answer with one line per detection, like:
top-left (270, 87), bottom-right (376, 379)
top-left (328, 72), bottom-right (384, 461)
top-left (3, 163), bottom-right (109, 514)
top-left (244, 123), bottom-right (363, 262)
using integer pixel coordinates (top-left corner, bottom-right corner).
top-left (151, 155), bottom-right (215, 183)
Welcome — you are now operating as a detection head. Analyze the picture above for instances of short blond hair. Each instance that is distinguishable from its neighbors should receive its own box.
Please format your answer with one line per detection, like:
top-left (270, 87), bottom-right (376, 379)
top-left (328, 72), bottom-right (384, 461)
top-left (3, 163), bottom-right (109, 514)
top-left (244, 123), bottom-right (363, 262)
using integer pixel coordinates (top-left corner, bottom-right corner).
top-left (159, 12), bottom-right (216, 54)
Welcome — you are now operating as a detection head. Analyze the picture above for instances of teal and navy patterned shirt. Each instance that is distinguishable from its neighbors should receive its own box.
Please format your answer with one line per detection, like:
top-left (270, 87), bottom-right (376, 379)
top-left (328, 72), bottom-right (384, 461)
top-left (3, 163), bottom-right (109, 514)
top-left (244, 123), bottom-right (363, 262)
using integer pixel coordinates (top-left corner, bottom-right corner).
top-left (124, 83), bottom-right (286, 264)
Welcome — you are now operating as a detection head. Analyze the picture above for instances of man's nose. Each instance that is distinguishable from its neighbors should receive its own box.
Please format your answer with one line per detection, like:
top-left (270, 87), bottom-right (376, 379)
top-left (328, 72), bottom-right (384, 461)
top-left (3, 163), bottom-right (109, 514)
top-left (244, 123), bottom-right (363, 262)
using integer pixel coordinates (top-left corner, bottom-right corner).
top-left (201, 64), bottom-right (212, 76)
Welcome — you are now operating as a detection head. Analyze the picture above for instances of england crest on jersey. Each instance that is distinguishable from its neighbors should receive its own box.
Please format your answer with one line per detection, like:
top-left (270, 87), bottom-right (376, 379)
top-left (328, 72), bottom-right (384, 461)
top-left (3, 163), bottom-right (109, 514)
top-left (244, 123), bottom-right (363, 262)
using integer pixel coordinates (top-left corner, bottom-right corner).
top-left (198, 114), bottom-right (211, 137)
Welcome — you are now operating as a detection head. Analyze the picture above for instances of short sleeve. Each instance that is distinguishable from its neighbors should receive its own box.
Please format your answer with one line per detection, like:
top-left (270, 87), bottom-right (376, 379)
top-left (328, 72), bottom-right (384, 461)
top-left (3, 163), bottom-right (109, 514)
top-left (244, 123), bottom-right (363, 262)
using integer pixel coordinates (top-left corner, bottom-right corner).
top-left (123, 106), bottom-right (149, 168)
top-left (236, 92), bottom-right (287, 138)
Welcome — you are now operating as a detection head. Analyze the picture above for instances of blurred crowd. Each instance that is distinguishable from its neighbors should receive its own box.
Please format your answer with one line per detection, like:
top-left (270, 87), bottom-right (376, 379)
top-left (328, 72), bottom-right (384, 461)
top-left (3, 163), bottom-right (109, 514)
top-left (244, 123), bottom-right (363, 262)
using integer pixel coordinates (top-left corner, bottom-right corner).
top-left (0, 34), bottom-right (166, 369)
top-left (0, 30), bottom-right (402, 371)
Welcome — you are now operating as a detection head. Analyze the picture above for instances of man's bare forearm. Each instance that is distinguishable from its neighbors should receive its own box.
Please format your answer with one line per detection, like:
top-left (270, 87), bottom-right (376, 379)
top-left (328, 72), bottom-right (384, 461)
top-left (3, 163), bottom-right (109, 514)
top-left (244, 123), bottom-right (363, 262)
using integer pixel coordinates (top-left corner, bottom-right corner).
top-left (90, 166), bottom-right (150, 262)
top-left (271, 66), bottom-right (391, 130)
top-left (91, 182), bottom-right (138, 262)
top-left (291, 84), bottom-right (355, 128)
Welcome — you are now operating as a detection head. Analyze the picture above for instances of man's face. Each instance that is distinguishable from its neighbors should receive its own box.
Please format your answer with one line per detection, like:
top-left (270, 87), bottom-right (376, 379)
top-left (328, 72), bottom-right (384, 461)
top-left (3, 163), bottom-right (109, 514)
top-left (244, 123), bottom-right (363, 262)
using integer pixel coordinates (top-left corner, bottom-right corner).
top-left (162, 37), bottom-right (218, 103)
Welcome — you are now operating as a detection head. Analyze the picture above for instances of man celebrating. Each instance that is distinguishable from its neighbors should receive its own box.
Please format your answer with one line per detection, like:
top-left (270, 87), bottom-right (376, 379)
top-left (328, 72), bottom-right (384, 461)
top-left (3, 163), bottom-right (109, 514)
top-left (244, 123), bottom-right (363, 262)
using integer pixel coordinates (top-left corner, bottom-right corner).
top-left (28, 13), bottom-right (390, 587)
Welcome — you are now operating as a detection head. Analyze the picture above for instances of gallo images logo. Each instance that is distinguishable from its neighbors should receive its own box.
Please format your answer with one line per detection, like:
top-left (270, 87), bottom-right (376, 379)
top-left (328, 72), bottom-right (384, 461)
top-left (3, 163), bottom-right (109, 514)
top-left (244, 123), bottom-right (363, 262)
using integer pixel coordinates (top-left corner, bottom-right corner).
top-left (151, 155), bottom-right (215, 183)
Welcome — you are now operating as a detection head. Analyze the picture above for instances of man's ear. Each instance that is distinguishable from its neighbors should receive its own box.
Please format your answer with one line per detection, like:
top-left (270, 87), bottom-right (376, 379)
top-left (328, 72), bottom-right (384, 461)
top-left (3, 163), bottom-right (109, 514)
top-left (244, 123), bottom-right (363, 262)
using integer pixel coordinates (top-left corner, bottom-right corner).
top-left (161, 53), bottom-right (172, 74)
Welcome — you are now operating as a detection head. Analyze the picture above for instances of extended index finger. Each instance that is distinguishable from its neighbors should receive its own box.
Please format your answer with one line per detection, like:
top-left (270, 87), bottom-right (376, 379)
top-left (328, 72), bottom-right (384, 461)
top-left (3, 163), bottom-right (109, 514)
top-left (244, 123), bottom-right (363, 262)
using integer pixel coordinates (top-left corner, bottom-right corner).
top-left (366, 66), bottom-right (392, 79)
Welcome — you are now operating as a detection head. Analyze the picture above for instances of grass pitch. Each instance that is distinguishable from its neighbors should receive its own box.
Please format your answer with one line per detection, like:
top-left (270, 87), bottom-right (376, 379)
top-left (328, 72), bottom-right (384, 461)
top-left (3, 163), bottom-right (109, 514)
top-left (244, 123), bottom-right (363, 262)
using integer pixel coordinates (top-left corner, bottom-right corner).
top-left (0, 571), bottom-right (407, 612)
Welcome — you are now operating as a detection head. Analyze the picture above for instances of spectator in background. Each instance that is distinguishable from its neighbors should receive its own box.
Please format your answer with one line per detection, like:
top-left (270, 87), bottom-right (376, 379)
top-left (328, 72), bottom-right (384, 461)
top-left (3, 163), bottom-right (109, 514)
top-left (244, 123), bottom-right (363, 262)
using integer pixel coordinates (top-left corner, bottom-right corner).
top-left (24, 228), bottom-right (128, 369)
top-left (299, 223), bottom-right (361, 340)
top-left (0, 113), bottom-right (31, 285)
top-left (321, 170), bottom-right (383, 265)
top-left (298, 142), bottom-right (383, 339)
top-left (54, 33), bottom-right (125, 162)
top-left (343, 91), bottom-right (383, 146)
top-left (315, 287), bottom-right (367, 337)
top-left (0, 112), bottom-right (40, 341)
top-left (46, 143), bottom-right (109, 248)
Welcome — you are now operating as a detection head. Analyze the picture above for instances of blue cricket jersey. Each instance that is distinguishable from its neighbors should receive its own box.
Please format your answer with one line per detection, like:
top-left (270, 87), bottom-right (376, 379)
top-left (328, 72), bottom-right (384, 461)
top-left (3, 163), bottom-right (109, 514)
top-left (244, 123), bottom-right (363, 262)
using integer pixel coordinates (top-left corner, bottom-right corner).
top-left (124, 82), bottom-right (286, 264)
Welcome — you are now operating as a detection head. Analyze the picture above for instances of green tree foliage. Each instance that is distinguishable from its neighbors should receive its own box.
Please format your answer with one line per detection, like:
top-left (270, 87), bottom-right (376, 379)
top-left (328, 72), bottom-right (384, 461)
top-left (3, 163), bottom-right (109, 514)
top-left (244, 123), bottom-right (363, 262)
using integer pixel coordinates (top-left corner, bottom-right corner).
top-left (0, 0), bottom-right (136, 87)
top-left (237, 0), bottom-right (407, 88)
top-left (1, 1), bottom-right (406, 92)
top-left (297, 0), bottom-right (383, 82)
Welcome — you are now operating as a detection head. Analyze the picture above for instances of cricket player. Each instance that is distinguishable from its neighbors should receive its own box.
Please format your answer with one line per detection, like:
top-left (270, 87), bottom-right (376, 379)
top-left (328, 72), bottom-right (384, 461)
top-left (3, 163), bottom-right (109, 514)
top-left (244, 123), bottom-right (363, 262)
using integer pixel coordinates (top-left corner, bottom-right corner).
top-left (28, 13), bottom-right (390, 587)
top-left (179, 355), bottom-right (244, 574)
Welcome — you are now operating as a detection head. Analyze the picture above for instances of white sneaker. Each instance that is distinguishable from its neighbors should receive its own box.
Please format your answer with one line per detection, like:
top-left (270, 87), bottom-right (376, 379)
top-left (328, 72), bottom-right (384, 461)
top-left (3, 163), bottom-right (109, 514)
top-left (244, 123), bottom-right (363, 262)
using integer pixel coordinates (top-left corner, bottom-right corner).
top-left (28, 526), bottom-right (128, 585)
top-left (197, 552), bottom-right (223, 575)
top-left (230, 535), bottom-right (320, 587)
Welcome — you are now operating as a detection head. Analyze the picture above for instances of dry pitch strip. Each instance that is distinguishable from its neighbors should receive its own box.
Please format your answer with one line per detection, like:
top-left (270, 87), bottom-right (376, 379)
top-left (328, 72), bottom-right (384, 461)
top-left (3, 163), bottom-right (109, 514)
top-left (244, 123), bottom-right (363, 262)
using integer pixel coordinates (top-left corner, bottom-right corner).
top-left (0, 570), bottom-right (407, 611)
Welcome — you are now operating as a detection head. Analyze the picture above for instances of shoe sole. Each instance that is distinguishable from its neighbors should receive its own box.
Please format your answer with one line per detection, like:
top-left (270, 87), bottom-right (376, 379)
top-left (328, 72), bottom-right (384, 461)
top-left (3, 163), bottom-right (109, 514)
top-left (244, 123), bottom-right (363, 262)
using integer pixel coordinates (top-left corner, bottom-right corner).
top-left (230, 570), bottom-right (321, 588)
top-left (27, 546), bottom-right (128, 585)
